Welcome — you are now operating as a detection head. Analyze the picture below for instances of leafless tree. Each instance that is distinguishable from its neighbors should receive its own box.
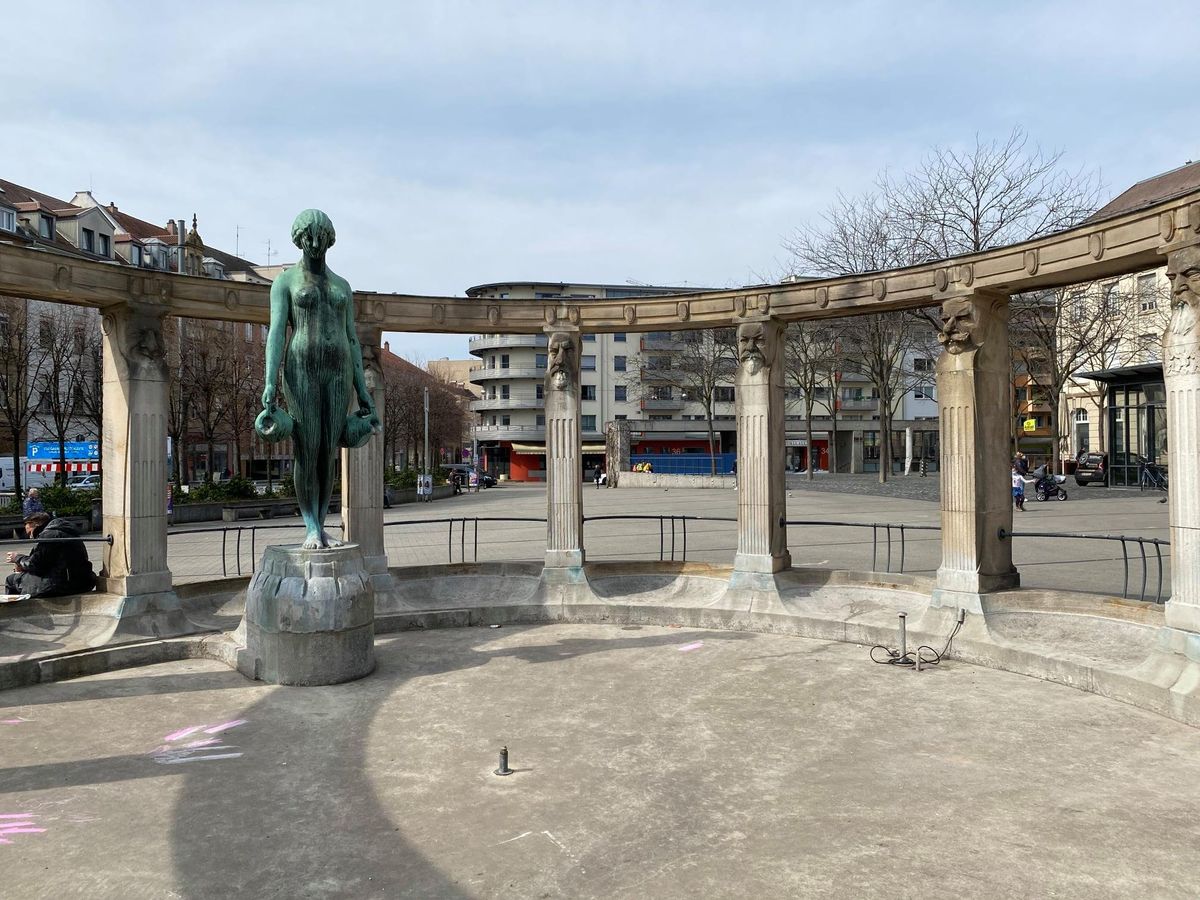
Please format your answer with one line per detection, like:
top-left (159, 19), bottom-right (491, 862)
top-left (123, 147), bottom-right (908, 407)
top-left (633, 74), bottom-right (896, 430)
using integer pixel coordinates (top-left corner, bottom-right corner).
top-left (182, 319), bottom-right (232, 483)
top-left (225, 336), bottom-right (260, 479)
top-left (164, 318), bottom-right (190, 486)
top-left (0, 299), bottom-right (51, 497)
top-left (784, 321), bottom-right (839, 479)
top-left (624, 329), bottom-right (736, 475)
top-left (33, 307), bottom-right (89, 486)
top-left (884, 128), bottom-right (1103, 258)
top-left (76, 326), bottom-right (104, 471)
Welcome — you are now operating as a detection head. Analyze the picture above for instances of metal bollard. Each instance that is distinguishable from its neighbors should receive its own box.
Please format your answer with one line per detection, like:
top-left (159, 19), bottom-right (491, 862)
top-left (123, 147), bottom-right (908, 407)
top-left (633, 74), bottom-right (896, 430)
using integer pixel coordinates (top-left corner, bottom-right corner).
top-left (897, 612), bottom-right (907, 662)
top-left (494, 746), bottom-right (514, 776)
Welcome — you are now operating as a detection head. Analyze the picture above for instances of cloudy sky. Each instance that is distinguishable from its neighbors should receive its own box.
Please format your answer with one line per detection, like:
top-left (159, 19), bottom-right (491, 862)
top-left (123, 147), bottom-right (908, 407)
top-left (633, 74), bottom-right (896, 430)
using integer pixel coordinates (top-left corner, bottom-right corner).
top-left (6, 1), bottom-right (1196, 360)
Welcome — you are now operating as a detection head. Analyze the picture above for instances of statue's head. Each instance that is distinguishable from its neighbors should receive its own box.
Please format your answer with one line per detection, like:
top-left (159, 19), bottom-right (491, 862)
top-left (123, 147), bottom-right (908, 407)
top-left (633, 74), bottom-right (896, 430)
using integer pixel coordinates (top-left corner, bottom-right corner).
top-left (1167, 244), bottom-right (1200, 338)
top-left (737, 321), bottom-right (770, 376)
top-left (938, 297), bottom-right (978, 354)
top-left (291, 209), bottom-right (336, 257)
top-left (547, 332), bottom-right (575, 390)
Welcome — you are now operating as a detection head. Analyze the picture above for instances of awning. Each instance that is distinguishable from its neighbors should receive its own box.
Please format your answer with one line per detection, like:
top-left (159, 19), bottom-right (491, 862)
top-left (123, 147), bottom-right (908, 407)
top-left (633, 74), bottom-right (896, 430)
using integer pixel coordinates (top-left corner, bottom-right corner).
top-left (29, 462), bottom-right (100, 473)
top-left (508, 442), bottom-right (607, 455)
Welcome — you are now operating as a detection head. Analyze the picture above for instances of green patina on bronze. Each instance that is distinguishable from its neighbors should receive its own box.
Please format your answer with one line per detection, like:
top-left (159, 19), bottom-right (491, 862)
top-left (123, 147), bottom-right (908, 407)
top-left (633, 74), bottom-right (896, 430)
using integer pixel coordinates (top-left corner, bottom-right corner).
top-left (257, 209), bottom-right (380, 549)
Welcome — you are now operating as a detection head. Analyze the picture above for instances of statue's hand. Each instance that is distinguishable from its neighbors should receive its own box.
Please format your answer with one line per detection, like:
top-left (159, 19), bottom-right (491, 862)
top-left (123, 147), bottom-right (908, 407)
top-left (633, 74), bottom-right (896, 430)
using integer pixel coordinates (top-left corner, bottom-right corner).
top-left (262, 386), bottom-right (276, 409)
top-left (368, 412), bottom-right (382, 435)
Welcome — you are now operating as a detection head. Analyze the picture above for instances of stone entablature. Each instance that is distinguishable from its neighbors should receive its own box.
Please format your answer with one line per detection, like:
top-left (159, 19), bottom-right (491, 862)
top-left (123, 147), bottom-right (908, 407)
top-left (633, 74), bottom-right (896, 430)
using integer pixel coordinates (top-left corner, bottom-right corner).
top-left (3, 191), bottom-right (1198, 334)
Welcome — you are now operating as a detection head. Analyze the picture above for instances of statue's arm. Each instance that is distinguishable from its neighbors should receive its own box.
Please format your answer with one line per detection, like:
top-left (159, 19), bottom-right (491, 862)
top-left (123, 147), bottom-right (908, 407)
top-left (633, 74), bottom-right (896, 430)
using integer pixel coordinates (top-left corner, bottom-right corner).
top-left (262, 278), bottom-right (288, 408)
top-left (345, 287), bottom-right (379, 421)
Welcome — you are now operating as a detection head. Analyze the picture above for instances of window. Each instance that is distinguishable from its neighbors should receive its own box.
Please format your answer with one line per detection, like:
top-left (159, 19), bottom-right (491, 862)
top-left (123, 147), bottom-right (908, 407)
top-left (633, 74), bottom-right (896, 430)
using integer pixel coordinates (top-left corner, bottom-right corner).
top-left (244, 323), bottom-right (253, 341)
top-left (98, 233), bottom-right (110, 257)
top-left (581, 385), bottom-right (596, 401)
top-left (714, 386), bottom-right (734, 403)
top-left (81, 228), bottom-right (95, 252)
top-left (39, 214), bottom-right (54, 239)
top-left (490, 416), bottom-right (497, 426)
top-left (501, 415), bottom-right (511, 426)
top-left (581, 415), bottom-right (597, 431)
top-left (613, 355), bottom-right (626, 372)
top-left (536, 415), bottom-right (545, 427)
top-left (615, 414), bottom-right (627, 421)
top-left (535, 353), bottom-right (547, 368)
top-left (614, 333), bottom-right (626, 342)
top-left (129, 244), bottom-right (143, 266)
top-left (647, 356), bottom-right (671, 371)
top-left (614, 385), bottom-right (627, 402)
top-left (913, 358), bottom-right (933, 373)
top-left (501, 384), bottom-right (510, 400)
top-left (1074, 409), bottom-right (1088, 423)
top-left (1138, 273), bottom-right (1158, 312)
top-left (583, 333), bottom-right (596, 342)
top-left (1141, 333), bottom-right (1160, 363)
top-left (650, 385), bottom-right (673, 401)
top-left (914, 385), bottom-right (935, 400)
top-left (0, 208), bottom-right (15, 231)
top-left (649, 414), bottom-right (672, 421)
top-left (536, 384), bottom-right (544, 400)
top-left (501, 354), bottom-right (510, 369)
top-left (581, 355), bottom-right (596, 371)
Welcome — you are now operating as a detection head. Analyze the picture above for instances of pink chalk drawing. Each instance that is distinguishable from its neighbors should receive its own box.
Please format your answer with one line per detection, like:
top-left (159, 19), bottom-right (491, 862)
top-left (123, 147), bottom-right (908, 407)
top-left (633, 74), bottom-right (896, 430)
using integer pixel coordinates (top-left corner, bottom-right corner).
top-left (677, 641), bottom-right (704, 652)
top-left (0, 814), bottom-right (46, 846)
top-left (151, 719), bottom-right (249, 765)
top-left (1, 719), bottom-right (25, 725)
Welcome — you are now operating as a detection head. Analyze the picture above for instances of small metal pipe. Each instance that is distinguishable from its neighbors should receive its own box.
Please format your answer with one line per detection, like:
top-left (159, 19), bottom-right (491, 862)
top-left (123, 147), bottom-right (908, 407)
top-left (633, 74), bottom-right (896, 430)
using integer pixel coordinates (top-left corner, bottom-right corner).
top-left (235, 528), bottom-right (243, 577)
top-left (1154, 541), bottom-right (1164, 604)
top-left (494, 746), bottom-right (513, 776)
top-left (900, 525), bottom-right (906, 574)
top-left (659, 518), bottom-right (664, 562)
top-left (447, 519), bottom-right (454, 564)
top-left (898, 611), bottom-right (907, 661)
top-left (885, 524), bottom-right (892, 573)
top-left (871, 525), bottom-right (878, 571)
top-left (461, 517), bottom-right (466, 563)
top-left (1121, 538), bottom-right (1129, 600)
top-left (474, 518), bottom-right (479, 563)
top-left (1138, 539), bottom-right (1148, 603)
top-left (682, 516), bottom-right (688, 563)
top-left (221, 529), bottom-right (228, 578)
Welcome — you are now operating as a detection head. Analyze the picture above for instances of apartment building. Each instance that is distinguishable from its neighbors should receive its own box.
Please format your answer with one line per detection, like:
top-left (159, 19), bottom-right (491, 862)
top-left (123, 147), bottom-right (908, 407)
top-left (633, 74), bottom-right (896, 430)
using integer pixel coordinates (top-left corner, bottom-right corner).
top-left (466, 281), bottom-right (941, 481)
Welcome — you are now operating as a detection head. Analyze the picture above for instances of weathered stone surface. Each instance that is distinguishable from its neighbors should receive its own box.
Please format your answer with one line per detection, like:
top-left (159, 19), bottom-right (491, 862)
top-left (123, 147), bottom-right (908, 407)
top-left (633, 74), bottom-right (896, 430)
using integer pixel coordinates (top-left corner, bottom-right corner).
top-left (933, 290), bottom-right (1019, 609)
top-left (544, 328), bottom-right (584, 569)
top-left (341, 324), bottom-right (389, 589)
top-left (236, 544), bottom-right (375, 685)
top-left (733, 319), bottom-right (790, 574)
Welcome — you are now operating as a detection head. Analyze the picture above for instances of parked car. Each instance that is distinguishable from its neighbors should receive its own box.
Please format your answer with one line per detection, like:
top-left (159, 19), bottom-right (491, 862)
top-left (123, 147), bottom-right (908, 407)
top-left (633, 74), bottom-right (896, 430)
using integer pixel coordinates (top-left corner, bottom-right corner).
top-left (66, 473), bottom-right (102, 489)
top-left (1074, 451), bottom-right (1108, 487)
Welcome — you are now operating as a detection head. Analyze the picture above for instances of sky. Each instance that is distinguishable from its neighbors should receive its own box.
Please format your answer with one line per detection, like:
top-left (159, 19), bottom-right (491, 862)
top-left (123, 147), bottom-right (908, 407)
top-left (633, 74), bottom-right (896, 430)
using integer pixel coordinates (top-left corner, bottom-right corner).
top-left (5, 1), bottom-right (1198, 360)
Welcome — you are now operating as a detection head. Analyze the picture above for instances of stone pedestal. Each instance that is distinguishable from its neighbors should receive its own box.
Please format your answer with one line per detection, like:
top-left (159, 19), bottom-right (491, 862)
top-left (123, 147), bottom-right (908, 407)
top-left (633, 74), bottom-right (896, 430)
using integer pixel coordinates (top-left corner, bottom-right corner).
top-left (236, 544), bottom-right (375, 685)
top-left (1163, 242), bottom-right (1200, 638)
top-left (733, 319), bottom-right (791, 575)
top-left (932, 290), bottom-right (1019, 611)
top-left (544, 328), bottom-right (584, 569)
top-left (342, 325), bottom-right (389, 589)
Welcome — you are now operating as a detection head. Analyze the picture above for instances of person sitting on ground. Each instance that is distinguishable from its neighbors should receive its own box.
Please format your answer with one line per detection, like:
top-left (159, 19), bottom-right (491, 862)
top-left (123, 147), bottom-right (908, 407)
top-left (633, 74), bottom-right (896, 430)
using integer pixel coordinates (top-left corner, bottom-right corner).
top-left (5, 511), bottom-right (97, 598)
top-left (22, 488), bottom-right (43, 517)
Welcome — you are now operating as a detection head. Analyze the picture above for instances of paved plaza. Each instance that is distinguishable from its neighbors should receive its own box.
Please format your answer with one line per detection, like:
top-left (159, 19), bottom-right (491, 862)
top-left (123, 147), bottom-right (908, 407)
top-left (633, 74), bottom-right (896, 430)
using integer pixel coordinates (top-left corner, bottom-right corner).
top-left (2, 624), bottom-right (1198, 899)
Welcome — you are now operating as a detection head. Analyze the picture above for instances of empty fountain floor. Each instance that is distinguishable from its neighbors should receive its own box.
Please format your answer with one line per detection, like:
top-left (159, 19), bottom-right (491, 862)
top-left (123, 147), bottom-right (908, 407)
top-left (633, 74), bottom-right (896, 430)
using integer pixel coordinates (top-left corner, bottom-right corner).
top-left (2, 624), bottom-right (1198, 899)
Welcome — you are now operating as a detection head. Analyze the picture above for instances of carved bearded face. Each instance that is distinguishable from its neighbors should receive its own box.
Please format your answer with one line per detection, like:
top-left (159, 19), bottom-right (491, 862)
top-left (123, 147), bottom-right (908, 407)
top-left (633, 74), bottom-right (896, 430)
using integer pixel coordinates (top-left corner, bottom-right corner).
top-left (938, 298), bottom-right (977, 354)
top-left (1167, 246), bottom-right (1200, 337)
top-left (547, 333), bottom-right (574, 390)
top-left (737, 323), bottom-right (769, 375)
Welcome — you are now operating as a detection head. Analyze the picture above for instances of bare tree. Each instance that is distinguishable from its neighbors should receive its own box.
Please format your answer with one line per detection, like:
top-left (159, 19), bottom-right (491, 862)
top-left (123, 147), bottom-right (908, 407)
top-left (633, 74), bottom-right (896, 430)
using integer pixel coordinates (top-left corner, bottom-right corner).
top-left (225, 337), bottom-right (260, 479)
top-left (33, 307), bottom-right (88, 485)
top-left (885, 128), bottom-right (1103, 258)
top-left (624, 329), bottom-right (736, 475)
top-left (0, 299), bottom-right (51, 498)
top-left (76, 326), bottom-right (104, 471)
top-left (182, 319), bottom-right (232, 483)
top-left (164, 318), bottom-right (190, 486)
top-left (784, 321), bottom-right (839, 479)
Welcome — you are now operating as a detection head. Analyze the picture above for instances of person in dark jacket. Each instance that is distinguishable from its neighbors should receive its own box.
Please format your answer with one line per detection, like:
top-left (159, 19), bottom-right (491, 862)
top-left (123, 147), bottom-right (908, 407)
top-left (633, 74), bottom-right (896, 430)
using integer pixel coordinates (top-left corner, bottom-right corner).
top-left (5, 512), bottom-right (97, 598)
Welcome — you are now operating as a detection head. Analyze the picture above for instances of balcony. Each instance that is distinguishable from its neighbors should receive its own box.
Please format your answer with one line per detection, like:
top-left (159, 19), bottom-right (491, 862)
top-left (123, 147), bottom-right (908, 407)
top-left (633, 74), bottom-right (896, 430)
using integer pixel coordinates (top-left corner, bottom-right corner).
top-left (838, 398), bottom-right (877, 411)
top-left (470, 397), bottom-right (545, 413)
top-left (469, 334), bottom-right (548, 353)
top-left (469, 366), bottom-right (546, 383)
top-left (640, 397), bottom-right (686, 411)
top-left (640, 337), bottom-right (683, 352)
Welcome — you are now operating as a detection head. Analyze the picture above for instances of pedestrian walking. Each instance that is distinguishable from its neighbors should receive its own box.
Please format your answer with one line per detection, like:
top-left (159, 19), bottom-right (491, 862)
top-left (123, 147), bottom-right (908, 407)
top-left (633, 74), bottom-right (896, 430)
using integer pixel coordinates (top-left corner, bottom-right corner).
top-left (1012, 465), bottom-right (1026, 511)
top-left (1013, 452), bottom-right (1029, 477)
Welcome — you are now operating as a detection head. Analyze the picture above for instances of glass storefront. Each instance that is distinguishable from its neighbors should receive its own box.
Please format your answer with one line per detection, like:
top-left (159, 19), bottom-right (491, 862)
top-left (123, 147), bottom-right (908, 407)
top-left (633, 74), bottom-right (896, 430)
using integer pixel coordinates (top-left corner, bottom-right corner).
top-left (1106, 381), bottom-right (1167, 485)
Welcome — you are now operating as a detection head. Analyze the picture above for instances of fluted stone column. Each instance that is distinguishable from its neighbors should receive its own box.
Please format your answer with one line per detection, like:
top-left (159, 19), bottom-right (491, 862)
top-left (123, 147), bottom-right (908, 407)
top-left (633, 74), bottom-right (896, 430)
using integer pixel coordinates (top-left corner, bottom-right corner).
top-left (342, 325), bottom-right (388, 587)
top-left (932, 290), bottom-right (1019, 610)
top-left (733, 319), bottom-right (790, 575)
top-left (99, 304), bottom-right (178, 615)
top-left (544, 329), bottom-right (584, 569)
top-left (1163, 242), bottom-right (1200, 643)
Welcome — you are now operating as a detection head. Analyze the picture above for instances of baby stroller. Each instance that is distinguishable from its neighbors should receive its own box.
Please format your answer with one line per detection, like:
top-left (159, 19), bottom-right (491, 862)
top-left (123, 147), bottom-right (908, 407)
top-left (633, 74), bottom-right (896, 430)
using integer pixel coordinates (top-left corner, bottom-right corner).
top-left (1031, 464), bottom-right (1068, 502)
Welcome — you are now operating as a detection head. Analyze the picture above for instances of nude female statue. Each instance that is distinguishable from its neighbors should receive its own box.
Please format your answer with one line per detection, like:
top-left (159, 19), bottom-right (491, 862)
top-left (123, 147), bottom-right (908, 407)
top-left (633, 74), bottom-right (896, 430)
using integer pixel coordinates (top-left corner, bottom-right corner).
top-left (257, 209), bottom-right (380, 549)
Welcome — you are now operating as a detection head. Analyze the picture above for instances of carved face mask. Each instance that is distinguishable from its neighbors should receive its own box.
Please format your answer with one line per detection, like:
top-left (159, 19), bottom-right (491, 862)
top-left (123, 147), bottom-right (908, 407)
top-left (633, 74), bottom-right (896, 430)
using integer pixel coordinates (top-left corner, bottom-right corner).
top-left (548, 335), bottom-right (573, 389)
top-left (738, 325), bottom-right (767, 375)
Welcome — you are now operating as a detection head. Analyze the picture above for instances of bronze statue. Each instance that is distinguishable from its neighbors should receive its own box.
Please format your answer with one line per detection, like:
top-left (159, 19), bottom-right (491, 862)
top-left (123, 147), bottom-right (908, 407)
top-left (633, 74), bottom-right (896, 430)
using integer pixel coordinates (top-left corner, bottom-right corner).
top-left (257, 209), bottom-right (380, 549)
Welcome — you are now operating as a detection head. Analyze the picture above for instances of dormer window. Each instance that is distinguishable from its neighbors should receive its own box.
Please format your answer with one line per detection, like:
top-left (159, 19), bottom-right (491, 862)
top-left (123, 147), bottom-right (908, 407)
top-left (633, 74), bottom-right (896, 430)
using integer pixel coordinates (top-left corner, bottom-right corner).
top-left (82, 228), bottom-right (96, 252)
top-left (98, 234), bottom-right (110, 257)
top-left (0, 208), bottom-right (14, 232)
top-left (130, 245), bottom-right (143, 266)
top-left (39, 214), bottom-right (54, 239)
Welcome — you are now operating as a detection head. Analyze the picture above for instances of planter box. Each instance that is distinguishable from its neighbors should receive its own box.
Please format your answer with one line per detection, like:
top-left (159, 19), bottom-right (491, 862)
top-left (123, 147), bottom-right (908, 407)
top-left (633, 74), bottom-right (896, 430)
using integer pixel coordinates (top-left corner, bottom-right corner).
top-left (387, 484), bottom-right (457, 506)
top-left (222, 499), bottom-right (301, 522)
top-left (169, 502), bottom-right (225, 525)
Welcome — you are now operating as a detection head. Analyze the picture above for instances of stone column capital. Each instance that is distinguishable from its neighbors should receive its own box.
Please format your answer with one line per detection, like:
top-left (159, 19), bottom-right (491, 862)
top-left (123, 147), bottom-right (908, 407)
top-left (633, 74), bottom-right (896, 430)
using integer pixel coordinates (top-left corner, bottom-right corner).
top-left (935, 289), bottom-right (1009, 360)
top-left (101, 302), bottom-right (171, 384)
top-left (735, 318), bottom-right (784, 383)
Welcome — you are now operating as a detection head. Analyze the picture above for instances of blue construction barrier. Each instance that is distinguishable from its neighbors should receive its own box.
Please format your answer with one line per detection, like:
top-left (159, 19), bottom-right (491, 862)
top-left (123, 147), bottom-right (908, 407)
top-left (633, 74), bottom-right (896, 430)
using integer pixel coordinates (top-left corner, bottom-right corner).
top-left (629, 453), bottom-right (736, 475)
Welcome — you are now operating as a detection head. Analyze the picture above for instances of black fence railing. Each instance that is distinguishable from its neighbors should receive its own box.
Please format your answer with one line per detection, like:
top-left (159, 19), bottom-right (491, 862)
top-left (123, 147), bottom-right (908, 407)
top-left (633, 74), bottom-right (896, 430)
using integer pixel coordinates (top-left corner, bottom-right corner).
top-left (999, 528), bottom-right (1170, 604)
top-left (784, 519), bottom-right (939, 575)
top-left (169, 523), bottom-right (334, 578)
top-left (383, 516), bottom-right (548, 564)
top-left (584, 514), bottom-right (737, 562)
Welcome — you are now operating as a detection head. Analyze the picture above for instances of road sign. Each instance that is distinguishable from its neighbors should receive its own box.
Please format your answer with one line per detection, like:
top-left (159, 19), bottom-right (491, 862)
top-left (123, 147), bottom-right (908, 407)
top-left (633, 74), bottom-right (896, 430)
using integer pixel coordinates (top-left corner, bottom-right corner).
top-left (27, 440), bottom-right (99, 460)
top-left (1023, 419), bottom-right (1037, 433)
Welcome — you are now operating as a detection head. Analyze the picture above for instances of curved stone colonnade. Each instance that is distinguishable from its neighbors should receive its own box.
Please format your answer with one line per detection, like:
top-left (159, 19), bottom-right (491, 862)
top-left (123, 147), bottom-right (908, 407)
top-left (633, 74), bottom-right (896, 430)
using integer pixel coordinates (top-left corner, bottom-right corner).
top-left (3, 186), bottom-right (1200, 720)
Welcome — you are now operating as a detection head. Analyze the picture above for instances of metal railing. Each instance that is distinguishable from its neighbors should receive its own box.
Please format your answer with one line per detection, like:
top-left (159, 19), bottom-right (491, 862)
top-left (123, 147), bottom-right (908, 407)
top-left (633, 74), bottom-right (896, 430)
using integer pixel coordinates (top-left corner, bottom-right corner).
top-left (169, 523), bottom-right (331, 578)
top-left (383, 516), bottom-right (547, 564)
top-left (584, 514), bottom-right (736, 562)
top-left (784, 519), bottom-right (939, 575)
top-left (999, 528), bottom-right (1170, 604)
